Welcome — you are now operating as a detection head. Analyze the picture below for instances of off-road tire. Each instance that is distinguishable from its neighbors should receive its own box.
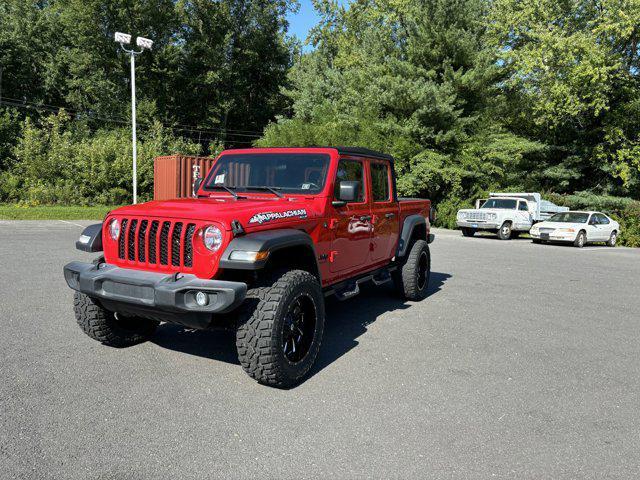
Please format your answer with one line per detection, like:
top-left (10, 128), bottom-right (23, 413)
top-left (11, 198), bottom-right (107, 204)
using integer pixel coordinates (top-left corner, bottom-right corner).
top-left (461, 227), bottom-right (476, 237)
top-left (498, 221), bottom-right (512, 240)
top-left (607, 230), bottom-right (617, 247)
top-left (73, 292), bottom-right (159, 347)
top-left (394, 239), bottom-right (430, 301)
top-left (236, 269), bottom-right (325, 388)
top-left (574, 230), bottom-right (587, 248)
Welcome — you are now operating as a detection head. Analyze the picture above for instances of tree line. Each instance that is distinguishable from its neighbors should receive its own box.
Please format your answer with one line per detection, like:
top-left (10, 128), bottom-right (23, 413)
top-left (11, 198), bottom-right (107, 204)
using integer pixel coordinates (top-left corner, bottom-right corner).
top-left (0, 0), bottom-right (639, 244)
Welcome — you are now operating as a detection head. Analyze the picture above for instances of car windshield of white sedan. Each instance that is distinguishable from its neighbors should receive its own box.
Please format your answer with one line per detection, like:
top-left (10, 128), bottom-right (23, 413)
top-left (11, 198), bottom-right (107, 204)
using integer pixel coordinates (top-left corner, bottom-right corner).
top-left (548, 212), bottom-right (589, 223)
top-left (204, 153), bottom-right (331, 194)
top-left (481, 199), bottom-right (517, 209)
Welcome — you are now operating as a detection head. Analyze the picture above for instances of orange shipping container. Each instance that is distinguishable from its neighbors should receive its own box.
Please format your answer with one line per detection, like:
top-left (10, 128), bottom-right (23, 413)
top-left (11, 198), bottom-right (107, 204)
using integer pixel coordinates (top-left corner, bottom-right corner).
top-left (153, 155), bottom-right (217, 200)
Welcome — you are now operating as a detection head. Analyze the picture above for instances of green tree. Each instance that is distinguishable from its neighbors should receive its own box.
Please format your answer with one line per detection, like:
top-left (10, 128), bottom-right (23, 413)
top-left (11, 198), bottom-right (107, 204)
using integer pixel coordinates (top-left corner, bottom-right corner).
top-left (487, 0), bottom-right (640, 198)
top-left (258, 0), bottom-right (542, 208)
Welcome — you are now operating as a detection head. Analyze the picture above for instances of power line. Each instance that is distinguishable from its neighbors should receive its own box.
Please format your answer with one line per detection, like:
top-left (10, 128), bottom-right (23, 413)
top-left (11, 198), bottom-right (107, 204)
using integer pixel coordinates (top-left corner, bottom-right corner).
top-left (0, 96), bottom-right (264, 139)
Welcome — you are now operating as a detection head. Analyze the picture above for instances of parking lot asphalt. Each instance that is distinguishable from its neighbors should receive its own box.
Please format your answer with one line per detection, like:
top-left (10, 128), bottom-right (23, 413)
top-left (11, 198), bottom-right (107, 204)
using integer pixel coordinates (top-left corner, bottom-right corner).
top-left (1, 220), bottom-right (639, 479)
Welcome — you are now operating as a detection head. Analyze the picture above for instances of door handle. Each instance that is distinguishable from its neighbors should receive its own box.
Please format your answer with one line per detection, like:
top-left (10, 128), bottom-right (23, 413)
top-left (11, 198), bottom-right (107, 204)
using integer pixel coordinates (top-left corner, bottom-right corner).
top-left (385, 213), bottom-right (395, 219)
top-left (359, 215), bottom-right (372, 222)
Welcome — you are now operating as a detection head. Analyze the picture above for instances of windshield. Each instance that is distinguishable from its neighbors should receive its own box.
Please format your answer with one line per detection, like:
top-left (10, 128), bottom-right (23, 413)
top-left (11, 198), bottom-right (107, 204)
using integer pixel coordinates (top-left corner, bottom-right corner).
top-left (481, 198), bottom-right (517, 209)
top-left (548, 212), bottom-right (589, 223)
top-left (204, 153), bottom-right (330, 194)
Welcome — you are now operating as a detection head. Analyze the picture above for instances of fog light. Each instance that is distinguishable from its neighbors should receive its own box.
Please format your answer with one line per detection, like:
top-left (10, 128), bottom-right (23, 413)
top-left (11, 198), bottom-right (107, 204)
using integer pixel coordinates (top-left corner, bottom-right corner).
top-left (195, 291), bottom-right (208, 306)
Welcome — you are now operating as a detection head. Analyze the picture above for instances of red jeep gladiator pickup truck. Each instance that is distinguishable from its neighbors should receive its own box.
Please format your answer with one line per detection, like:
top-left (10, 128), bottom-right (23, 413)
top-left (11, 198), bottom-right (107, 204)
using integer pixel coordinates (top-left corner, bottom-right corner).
top-left (64, 147), bottom-right (434, 387)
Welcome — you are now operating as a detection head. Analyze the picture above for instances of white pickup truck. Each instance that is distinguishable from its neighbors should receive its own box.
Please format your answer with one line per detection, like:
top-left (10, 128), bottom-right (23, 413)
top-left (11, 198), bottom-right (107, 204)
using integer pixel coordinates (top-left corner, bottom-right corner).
top-left (456, 192), bottom-right (569, 240)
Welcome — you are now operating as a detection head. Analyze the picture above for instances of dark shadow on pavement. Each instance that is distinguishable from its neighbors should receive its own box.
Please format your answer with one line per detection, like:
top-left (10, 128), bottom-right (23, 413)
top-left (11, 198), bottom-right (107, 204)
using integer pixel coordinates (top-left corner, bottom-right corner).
top-left (150, 271), bottom-right (452, 384)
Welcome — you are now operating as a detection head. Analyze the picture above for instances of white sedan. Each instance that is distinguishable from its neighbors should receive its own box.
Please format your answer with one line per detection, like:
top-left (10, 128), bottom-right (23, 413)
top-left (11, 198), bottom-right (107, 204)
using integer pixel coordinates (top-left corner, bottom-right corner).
top-left (529, 211), bottom-right (620, 248)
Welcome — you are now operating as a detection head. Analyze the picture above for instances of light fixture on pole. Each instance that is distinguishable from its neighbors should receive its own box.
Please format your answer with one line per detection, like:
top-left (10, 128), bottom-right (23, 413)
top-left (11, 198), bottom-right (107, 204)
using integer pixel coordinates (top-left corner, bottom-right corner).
top-left (114, 32), bottom-right (153, 204)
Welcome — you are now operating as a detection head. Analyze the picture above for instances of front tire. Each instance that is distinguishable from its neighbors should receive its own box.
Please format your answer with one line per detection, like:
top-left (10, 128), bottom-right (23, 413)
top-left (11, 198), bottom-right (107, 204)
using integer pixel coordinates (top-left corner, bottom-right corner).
top-left (394, 239), bottom-right (431, 301)
top-left (498, 221), bottom-right (512, 240)
top-left (73, 292), bottom-right (158, 347)
top-left (607, 231), bottom-right (617, 247)
top-left (574, 230), bottom-right (586, 248)
top-left (236, 270), bottom-right (325, 388)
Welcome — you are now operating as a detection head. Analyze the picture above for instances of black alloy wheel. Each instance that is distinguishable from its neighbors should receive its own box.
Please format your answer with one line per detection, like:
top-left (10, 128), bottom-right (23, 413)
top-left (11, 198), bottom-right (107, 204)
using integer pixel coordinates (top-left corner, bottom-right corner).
top-left (282, 294), bottom-right (317, 363)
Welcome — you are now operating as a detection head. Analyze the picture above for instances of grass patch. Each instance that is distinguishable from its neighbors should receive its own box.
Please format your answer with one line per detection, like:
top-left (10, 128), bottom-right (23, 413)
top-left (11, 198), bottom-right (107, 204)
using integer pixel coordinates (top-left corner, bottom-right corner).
top-left (0, 204), bottom-right (120, 220)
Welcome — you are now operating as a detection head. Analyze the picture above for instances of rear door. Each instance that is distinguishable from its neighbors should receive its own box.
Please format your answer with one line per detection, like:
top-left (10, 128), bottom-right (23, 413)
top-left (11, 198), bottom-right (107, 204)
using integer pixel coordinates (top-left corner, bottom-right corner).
top-left (369, 160), bottom-right (399, 262)
top-left (594, 213), bottom-right (613, 240)
top-left (329, 158), bottom-right (372, 273)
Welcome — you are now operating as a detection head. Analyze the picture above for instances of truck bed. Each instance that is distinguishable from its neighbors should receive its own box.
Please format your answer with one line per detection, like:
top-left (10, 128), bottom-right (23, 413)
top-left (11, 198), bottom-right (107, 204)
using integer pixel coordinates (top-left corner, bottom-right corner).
top-left (399, 198), bottom-right (431, 222)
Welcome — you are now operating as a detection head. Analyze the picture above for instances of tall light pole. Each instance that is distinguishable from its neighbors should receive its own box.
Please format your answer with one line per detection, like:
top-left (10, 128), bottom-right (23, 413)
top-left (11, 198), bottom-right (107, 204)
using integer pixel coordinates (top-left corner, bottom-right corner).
top-left (115, 32), bottom-right (153, 204)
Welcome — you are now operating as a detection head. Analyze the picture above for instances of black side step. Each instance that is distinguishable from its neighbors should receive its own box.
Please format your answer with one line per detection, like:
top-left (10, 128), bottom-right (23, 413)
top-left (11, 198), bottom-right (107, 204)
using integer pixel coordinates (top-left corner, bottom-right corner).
top-left (325, 265), bottom-right (397, 300)
top-left (334, 282), bottom-right (360, 301)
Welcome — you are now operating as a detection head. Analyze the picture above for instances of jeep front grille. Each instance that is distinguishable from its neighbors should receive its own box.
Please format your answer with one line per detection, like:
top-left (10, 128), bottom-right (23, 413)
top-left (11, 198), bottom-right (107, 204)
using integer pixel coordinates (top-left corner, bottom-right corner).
top-left (117, 218), bottom-right (197, 271)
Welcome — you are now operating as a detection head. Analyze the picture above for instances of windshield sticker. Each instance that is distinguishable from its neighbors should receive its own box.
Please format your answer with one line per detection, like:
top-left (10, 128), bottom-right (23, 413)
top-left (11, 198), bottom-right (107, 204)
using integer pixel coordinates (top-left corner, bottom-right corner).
top-left (214, 174), bottom-right (225, 184)
top-left (249, 209), bottom-right (308, 224)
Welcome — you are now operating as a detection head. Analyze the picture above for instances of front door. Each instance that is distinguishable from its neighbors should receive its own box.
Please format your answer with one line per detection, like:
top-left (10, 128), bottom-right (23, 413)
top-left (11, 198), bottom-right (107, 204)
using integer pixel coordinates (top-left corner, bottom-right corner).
top-left (330, 158), bottom-right (372, 274)
top-left (369, 160), bottom-right (399, 262)
top-left (516, 200), bottom-right (533, 230)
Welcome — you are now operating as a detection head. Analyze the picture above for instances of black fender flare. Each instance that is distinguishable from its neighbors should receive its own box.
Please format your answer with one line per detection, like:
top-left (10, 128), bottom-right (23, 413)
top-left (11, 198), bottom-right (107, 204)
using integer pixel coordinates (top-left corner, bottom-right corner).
top-left (396, 214), bottom-right (431, 258)
top-left (219, 228), bottom-right (320, 278)
top-left (76, 223), bottom-right (103, 252)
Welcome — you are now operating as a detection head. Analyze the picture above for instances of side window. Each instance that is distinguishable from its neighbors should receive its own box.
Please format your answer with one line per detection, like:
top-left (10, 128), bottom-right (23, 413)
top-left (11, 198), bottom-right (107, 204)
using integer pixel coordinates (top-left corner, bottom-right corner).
top-left (334, 160), bottom-right (364, 202)
top-left (371, 162), bottom-right (390, 202)
top-left (589, 214), bottom-right (598, 225)
top-left (518, 201), bottom-right (528, 211)
top-left (597, 213), bottom-right (610, 224)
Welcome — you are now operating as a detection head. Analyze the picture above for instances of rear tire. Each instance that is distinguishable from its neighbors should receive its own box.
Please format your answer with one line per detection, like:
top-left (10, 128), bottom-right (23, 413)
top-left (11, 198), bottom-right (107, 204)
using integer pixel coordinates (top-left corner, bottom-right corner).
top-left (236, 269), bottom-right (325, 388)
top-left (574, 230), bottom-right (586, 248)
top-left (73, 292), bottom-right (158, 347)
top-left (394, 239), bottom-right (430, 301)
top-left (461, 227), bottom-right (476, 237)
top-left (498, 222), bottom-right (512, 240)
top-left (607, 230), bottom-right (617, 247)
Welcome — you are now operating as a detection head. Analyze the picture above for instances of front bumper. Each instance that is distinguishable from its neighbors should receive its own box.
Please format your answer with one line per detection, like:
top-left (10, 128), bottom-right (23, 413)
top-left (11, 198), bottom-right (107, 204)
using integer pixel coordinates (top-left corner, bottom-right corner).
top-left (456, 220), bottom-right (499, 230)
top-left (530, 231), bottom-right (576, 242)
top-left (63, 262), bottom-right (247, 328)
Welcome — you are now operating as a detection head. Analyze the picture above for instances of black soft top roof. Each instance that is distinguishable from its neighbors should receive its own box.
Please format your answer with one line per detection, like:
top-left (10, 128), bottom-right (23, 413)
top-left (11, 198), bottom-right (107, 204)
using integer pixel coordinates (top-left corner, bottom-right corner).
top-left (332, 146), bottom-right (394, 162)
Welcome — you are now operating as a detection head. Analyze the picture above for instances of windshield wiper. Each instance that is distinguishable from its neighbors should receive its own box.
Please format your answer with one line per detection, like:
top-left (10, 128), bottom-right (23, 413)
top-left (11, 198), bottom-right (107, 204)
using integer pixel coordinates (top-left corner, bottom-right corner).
top-left (205, 185), bottom-right (244, 199)
top-left (244, 186), bottom-right (284, 198)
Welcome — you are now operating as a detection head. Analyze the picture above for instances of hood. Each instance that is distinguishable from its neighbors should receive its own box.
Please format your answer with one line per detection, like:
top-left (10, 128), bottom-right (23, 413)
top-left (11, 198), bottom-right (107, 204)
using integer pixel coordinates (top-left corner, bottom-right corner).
top-left (109, 196), bottom-right (317, 229)
top-left (458, 208), bottom-right (501, 214)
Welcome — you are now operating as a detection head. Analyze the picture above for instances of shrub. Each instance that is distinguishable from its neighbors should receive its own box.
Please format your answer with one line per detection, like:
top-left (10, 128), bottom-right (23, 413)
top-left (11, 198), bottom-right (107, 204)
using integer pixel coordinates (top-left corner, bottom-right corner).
top-left (1, 112), bottom-right (201, 205)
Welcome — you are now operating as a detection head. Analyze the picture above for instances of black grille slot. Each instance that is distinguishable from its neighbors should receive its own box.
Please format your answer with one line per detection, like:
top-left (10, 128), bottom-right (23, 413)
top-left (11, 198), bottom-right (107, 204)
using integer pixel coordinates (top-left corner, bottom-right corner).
top-left (138, 220), bottom-right (148, 262)
top-left (171, 223), bottom-right (183, 266)
top-left (159, 221), bottom-right (171, 265)
top-left (118, 219), bottom-right (128, 259)
top-left (148, 221), bottom-right (159, 264)
top-left (127, 219), bottom-right (138, 261)
top-left (183, 224), bottom-right (196, 267)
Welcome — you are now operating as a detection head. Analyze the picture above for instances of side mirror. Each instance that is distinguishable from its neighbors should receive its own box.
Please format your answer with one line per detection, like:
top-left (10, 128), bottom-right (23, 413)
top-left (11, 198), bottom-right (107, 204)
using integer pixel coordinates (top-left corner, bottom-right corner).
top-left (332, 180), bottom-right (359, 207)
top-left (193, 177), bottom-right (203, 197)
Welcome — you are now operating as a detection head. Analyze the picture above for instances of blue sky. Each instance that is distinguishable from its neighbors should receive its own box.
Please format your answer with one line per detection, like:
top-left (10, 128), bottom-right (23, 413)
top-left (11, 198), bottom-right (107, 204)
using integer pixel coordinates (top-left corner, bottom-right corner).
top-left (286, 0), bottom-right (322, 43)
top-left (287, 0), bottom-right (350, 48)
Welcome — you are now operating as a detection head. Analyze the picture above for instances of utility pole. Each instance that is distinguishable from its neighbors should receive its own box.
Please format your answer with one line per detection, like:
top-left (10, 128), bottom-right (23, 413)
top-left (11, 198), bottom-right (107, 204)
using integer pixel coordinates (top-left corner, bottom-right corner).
top-left (114, 32), bottom-right (153, 204)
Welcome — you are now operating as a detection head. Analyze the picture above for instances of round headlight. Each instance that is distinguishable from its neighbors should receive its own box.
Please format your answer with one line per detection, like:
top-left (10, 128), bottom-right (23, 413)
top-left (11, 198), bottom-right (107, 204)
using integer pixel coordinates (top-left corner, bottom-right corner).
top-left (202, 225), bottom-right (223, 252)
top-left (108, 218), bottom-right (120, 240)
